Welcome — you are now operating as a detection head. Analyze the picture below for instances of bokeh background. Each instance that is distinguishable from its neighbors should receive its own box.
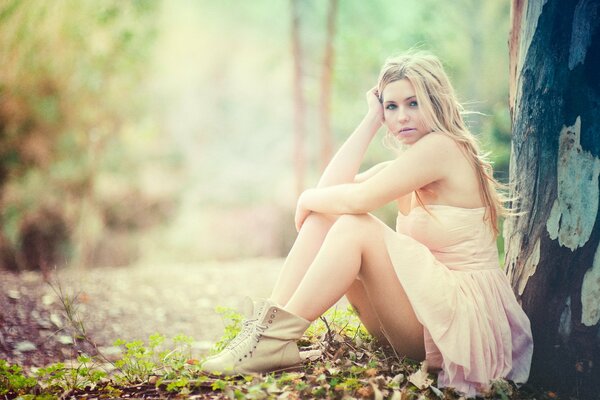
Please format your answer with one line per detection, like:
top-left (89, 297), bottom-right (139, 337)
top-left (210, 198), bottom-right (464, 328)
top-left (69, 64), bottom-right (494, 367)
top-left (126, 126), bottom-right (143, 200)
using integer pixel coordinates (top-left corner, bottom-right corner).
top-left (0, 0), bottom-right (512, 272)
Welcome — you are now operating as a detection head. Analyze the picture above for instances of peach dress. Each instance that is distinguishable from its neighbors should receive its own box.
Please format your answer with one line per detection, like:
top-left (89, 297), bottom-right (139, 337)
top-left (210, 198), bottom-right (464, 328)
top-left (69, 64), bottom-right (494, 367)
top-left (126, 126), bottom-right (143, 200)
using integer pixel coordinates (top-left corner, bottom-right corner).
top-left (382, 205), bottom-right (533, 397)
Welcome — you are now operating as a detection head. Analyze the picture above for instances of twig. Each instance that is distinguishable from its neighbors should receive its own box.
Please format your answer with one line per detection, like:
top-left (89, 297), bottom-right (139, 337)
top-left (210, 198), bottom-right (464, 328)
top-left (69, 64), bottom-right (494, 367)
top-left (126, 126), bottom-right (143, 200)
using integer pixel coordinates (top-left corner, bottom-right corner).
top-left (319, 316), bottom-right (334, 344)
top-left (47, 279), bottom-right (116, 370)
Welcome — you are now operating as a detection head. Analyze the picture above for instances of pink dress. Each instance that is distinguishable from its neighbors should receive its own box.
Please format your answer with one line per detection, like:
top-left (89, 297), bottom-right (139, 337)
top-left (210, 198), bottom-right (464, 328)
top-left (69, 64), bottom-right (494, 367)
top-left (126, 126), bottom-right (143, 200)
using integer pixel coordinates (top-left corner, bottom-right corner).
top-left (382, 205), bottom-right (533, 397)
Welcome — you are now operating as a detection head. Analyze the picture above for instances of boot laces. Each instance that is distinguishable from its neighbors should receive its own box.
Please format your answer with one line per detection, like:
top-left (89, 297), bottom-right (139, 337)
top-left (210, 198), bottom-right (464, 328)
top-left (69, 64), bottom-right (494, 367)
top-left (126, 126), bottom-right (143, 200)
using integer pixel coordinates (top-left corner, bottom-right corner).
top-left (224, 300), bottom-right (267, 350)
top-left (225, 318), bottom-right (257, 350)
top-left (228, 322), bottom-right (268, 360)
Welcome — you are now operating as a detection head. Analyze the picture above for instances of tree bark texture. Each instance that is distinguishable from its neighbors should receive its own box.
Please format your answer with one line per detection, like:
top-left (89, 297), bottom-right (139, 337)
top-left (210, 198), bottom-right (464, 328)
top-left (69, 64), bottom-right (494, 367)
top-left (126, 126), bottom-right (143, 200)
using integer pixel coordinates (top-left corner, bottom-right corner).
top-left (290, 0), bottom-right (307, 198)
top-left (505, 0), bottom-right (600, 397)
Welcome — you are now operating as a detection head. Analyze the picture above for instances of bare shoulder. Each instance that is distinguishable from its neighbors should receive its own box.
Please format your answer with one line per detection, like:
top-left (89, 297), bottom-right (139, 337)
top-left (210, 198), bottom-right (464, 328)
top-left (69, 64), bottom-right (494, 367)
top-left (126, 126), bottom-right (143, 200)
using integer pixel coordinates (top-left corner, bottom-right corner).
top-left (410, 132), bottom-right (461, 159)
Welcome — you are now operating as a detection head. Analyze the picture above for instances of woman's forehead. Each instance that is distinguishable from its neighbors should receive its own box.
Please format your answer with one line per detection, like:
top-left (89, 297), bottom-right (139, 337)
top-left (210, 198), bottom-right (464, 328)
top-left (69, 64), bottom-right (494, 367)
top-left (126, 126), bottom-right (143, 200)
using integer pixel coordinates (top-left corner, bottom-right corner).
top-left (382, 79), bottom-right (416, 101)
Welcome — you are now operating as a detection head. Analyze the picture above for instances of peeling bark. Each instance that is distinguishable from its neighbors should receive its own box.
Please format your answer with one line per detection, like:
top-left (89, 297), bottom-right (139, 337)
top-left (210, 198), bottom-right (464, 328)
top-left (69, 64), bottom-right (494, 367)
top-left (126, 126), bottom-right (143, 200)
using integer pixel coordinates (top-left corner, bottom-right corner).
top-left (506, 0), bottom-right (600, 396)
top-left (546, 117), bottom-right (600, 251)
top-left (581, 243), bottom-right (600, 326)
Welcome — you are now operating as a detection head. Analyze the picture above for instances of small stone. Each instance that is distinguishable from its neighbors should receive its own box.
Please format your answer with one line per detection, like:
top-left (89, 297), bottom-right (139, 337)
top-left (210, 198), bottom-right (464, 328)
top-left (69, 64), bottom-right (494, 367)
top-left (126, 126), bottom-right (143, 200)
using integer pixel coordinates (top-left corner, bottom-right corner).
top-left (7, 290), bottom-right (20, 300)
top-left (37, 318), bottom-right (52, 329)
top-left (42, 293), bottom-right (56, 306)
top-left (98, 346), bottom-right (122, 358)
top-left (57, 335), bottom-right (73, 345)
top-left (15, 341), bottom-right (37, 352)
top-left (50, 313), bottom-right (63, 328)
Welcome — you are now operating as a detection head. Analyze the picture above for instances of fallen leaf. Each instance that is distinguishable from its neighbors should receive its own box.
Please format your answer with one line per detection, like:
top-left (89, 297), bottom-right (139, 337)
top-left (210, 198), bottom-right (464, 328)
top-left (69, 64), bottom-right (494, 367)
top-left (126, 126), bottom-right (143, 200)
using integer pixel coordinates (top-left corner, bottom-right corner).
top-left (369, 377), bottom-right (384, 400)
top-left (408, 362), bottom-right (433, 390)
top-left (390, 390), bottom-right (403, 400)
top-left (430, 385), bottom-right (444, 398)
top-left (356, 385), bottom-right (373, 398)
top-left (391, 373), bottom-right (405, 385)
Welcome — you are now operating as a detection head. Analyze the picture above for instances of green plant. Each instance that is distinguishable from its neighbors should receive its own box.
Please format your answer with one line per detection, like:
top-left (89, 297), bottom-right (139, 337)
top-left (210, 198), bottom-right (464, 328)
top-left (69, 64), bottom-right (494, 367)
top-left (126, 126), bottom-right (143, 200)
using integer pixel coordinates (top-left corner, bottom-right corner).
top-left (113, 333), bottom-right (165, 384)
top-left (35, 354), bottom-right (106, 393)
top-left (210, 305), bottom-right (244, 354)
top-left (0, 359), bottom-right (37, 396)
top-left (306, 304), bottom-right (372, 345)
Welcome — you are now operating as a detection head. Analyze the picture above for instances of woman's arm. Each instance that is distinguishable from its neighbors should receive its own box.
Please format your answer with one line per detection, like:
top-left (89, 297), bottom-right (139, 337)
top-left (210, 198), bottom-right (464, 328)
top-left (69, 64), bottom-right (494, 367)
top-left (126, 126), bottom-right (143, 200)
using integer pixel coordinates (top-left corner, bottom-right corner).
top-left (354, 161), bottom-right (392, 183)
top-left (316, 88), bottom-right (383, 188)
top-left (295, 133), bottom-right (450, 229)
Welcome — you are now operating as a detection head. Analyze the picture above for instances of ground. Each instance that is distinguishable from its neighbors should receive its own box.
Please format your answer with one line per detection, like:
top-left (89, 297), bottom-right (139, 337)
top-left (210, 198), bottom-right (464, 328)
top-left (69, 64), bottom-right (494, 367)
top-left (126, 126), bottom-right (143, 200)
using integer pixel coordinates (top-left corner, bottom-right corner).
top-left (0, 259), bottom-right (288, 369)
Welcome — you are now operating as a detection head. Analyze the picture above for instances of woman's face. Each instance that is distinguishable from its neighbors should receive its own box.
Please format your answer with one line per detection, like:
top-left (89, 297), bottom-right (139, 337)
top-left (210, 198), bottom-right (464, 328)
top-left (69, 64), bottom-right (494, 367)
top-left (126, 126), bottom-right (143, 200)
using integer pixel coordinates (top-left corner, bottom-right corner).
top-left (381, 79), bottom-right (431, 145)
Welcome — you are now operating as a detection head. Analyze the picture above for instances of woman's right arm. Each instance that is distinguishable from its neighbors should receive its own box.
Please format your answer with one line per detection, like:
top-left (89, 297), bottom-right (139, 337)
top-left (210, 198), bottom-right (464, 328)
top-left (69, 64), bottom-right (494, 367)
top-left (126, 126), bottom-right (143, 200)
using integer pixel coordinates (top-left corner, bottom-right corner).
top-left (316, 88), bottom-right (383, 188)
top-left (356, 162), bottom-right (413, 214)
top-left (353, 161), bottom-right (392, 183)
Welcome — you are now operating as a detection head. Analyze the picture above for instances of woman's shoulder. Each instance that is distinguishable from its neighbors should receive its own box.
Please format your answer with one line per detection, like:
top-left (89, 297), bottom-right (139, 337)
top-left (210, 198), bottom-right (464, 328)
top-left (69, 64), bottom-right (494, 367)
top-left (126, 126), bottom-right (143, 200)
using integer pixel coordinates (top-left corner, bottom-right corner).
top-left (420, 131), bottom-right (460, 146)
top-left (411, 131), bottom-right (463, 159)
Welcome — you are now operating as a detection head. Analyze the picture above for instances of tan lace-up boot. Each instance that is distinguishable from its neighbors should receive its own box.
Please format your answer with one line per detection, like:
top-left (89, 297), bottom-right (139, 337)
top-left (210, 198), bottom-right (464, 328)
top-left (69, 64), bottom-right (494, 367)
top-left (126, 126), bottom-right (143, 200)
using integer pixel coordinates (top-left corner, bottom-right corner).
top-left (202, 297), bottom-right (269, 363)
top-left (201, 299), bottom-right (314, 375)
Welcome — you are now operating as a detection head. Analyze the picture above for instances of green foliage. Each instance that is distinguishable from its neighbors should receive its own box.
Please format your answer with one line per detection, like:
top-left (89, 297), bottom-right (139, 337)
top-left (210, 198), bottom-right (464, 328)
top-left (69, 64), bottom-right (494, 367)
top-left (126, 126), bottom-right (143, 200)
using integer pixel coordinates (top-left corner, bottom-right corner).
top-left (0, 359), bottom-right (37, 395)
top-left (35, 354), bottom-right (106, 393)
top-left (0, 307), bottom-right (542, 399)
top-left (210, 305), bottom-right (244, 354)
top-left (307, 304), bottom-right (372, 344)
top-left (0, 0), bottom-right (162, 268)
top-left (113, 333), bottom-right (165, 384)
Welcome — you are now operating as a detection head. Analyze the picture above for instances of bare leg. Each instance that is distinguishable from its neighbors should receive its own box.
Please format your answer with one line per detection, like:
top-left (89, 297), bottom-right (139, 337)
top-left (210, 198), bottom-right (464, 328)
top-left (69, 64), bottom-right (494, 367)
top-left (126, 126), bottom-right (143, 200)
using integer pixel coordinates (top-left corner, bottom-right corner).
top-left (270, 213), bottom-right (335, 305)
top-left (284, 214), bottom-right (425, 360)
top-left (270, 212), bottom-right (388, 345)
top-left (345, 280), bottom-right (386, 342)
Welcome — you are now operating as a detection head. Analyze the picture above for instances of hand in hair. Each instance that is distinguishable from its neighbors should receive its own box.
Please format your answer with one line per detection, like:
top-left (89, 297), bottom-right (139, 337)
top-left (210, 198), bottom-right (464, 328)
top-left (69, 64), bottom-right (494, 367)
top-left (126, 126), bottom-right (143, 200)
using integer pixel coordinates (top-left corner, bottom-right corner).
top-left (366, 86), bottom-right (384, 122)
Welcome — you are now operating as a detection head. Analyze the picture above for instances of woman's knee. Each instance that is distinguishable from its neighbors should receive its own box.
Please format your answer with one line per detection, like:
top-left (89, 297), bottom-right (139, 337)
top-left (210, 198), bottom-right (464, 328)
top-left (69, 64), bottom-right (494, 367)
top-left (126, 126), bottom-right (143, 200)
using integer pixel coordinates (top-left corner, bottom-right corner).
top-left (302, 212), bottom-right (337, 231)
top-left (331, 213), bottom-right (375, 233)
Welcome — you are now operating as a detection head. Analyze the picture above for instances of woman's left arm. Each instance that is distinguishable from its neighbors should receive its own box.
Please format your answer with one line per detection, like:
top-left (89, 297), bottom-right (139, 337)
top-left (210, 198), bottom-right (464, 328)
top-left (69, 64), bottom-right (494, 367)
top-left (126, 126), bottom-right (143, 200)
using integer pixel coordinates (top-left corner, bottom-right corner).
top-left (295, 133), bottom-right (451, 230)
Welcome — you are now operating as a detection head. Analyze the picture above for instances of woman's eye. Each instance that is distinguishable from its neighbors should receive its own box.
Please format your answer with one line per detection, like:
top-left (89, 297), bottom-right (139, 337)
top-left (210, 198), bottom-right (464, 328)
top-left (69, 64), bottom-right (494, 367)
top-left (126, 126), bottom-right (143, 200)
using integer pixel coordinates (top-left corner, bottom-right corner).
top-left (385, 104), bottom-right (397, 110)
top-left (409, 101), bottom-right (418, 107)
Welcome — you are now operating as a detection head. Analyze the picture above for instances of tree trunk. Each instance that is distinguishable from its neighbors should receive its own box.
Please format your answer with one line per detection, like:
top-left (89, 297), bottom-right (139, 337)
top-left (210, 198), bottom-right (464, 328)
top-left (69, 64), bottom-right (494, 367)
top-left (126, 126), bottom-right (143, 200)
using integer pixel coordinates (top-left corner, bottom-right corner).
top-left (318, 0), bottom-right (338, 172)
top-left (290, 0), bottom-right (307, 198)
top-left (505, 0), bottom-right (600, 397)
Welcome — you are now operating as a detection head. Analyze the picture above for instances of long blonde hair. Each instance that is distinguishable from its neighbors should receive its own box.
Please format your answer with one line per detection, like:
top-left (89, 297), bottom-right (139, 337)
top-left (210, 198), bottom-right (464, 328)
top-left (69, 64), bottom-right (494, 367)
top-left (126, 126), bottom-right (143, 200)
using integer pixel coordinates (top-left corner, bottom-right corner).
top-left (377, 51), bottom-right (508, 236)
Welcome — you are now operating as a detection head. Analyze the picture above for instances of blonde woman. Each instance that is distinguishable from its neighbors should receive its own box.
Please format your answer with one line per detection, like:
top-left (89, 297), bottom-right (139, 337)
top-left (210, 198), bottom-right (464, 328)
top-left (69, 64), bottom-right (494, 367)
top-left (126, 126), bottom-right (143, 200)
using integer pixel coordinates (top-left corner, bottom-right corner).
top-left (201, 51), bottom-right (533, 397)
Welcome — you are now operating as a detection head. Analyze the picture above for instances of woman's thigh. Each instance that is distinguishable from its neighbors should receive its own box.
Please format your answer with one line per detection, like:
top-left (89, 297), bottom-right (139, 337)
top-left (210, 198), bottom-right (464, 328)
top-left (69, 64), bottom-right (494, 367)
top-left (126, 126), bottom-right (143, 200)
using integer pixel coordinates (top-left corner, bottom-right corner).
top-left (337, 214), bottom-right (425, 361)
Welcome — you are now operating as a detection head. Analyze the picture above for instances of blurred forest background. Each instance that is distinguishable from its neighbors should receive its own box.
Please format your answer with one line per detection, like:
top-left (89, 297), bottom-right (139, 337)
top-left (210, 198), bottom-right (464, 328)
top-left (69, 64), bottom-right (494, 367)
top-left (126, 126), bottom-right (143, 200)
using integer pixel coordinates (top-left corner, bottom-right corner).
top-left (0, 0), bottom-right (512, 272)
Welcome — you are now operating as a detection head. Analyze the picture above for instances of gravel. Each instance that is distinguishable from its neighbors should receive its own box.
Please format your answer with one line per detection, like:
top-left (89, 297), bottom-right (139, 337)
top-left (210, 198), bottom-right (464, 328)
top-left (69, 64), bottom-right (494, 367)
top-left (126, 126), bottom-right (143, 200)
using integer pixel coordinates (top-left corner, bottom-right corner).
top-left (0, 259), bottom-right (282, 368)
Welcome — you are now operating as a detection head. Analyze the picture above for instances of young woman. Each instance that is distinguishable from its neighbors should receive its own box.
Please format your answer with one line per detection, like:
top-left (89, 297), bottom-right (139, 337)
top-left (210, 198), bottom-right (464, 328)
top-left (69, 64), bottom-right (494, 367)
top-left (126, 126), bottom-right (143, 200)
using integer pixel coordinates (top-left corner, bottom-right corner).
top-left (201, 51), bottom-right (533, 397)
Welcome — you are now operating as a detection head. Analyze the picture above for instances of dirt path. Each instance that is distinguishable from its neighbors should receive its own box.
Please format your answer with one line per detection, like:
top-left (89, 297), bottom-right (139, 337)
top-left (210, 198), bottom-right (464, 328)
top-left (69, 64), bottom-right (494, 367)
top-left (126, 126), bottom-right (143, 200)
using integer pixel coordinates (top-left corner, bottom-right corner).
top-left (0, 259), bottom-right (284, 368)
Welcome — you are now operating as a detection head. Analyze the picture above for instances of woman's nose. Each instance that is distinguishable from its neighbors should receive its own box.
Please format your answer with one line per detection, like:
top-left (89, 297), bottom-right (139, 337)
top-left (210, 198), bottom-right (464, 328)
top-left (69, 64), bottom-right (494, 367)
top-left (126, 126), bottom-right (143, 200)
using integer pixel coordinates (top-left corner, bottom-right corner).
top-left (397, 108), bottom-right (409, 122)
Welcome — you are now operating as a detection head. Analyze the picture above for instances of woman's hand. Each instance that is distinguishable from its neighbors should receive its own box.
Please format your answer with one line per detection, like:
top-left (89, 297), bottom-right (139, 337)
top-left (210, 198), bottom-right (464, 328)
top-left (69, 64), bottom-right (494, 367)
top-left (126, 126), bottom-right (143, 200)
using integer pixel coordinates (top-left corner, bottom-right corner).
top-left (366, 86), bottom-right (384, 122)
top-left (294, 190), bottom-right (312, 232)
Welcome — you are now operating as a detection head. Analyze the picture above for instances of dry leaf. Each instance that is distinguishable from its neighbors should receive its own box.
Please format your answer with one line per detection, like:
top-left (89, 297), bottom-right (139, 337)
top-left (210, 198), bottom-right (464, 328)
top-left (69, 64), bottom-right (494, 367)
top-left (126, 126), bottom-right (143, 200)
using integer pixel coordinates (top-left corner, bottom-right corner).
top-left (369, 377), bottom-right (384, 400)
top-left (390, 390), bottom-right (403, 400)
top-left (356, 385), bottom-right (373, 398)
top-left (408, 361), bottom-right (433, 390)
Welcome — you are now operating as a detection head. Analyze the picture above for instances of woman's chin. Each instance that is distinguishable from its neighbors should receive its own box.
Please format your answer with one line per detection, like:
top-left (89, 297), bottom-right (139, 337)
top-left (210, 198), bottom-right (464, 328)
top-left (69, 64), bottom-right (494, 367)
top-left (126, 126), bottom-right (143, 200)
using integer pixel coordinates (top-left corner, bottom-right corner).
top-left (394, 132), bottom-right (417, 144)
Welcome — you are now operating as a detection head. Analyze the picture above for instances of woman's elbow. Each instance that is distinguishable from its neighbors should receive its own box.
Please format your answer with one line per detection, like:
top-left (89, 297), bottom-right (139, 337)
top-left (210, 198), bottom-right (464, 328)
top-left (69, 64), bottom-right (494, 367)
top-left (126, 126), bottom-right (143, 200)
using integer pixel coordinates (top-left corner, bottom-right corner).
top-left (345, 192), bottom-right (373, 214)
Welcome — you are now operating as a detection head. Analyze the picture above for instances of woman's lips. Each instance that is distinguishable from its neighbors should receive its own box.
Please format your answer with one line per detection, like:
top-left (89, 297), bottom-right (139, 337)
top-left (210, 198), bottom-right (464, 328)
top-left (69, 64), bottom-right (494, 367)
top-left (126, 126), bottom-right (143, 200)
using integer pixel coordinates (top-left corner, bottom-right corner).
top-left (397, 128), bottom-right (416, 136)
